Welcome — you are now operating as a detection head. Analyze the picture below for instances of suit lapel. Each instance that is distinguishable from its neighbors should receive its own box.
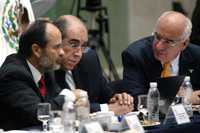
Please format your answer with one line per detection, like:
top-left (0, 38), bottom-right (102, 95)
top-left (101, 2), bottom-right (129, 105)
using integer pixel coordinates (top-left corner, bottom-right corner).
top-left (55, 69), bottom-right (70, 89)
top-left (144, 41), bottom-right (163, 81)
top-left (72, 65), bottom-right (90, 91)
top-left (18, 55), bottom-right (42, 98)
top-left (72, 67), bottom-right (82, 89)
top-left (179, 49), bottom-right (195, 76)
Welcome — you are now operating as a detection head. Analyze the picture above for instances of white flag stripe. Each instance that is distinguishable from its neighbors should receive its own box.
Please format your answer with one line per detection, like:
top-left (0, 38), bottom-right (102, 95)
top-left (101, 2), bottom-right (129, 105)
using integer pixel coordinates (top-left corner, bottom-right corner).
top-left (0, 0), bottom-right (35, 66)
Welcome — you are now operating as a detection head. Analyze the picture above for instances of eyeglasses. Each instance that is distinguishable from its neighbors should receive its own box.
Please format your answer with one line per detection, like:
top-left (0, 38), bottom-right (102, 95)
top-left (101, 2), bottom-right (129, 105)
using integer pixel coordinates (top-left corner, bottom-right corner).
top-left (62, 39), bottom-right (88, 52)
top-left (153, 32), bottom-right (185, 48)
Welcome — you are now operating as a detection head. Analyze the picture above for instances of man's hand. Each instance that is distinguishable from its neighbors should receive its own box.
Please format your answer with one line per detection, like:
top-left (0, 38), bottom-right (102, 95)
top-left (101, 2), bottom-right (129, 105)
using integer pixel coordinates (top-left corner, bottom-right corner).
top-left (72, 89), bottom-right (86, 99)
top-left (109, 92), bottom-right (134, 106)
top-left (108, 102), bottom-right (133, 115)
top-left (191, 90), bottom-right (200, 104)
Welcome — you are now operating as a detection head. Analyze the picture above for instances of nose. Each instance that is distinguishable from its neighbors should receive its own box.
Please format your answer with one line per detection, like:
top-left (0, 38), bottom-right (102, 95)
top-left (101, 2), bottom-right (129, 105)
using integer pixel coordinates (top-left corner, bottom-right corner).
top-left (154, 39), bottom-right (166, 50)
top-left (58, 47), bottom-right (65, 57)
top-left (74, 47), bottom-right (83, 57)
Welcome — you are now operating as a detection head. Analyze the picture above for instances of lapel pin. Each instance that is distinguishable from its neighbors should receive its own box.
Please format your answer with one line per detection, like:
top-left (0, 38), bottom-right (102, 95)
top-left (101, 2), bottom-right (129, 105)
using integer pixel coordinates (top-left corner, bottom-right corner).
top-left (188, 69), bottom-right (194, 73)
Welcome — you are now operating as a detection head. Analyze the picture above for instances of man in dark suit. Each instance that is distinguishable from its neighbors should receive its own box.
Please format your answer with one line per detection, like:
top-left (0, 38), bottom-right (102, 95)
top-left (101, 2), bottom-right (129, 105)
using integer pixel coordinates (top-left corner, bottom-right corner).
top-left (122, 11), bottom-right (200, 104)
top-left (54, 15), bottom-right (134, 115)
top-left (0, 19), bottom-right (65, 130)
top-left (190, 0), bottom-right (200, 46)
top-left (55, 48), bottom-right (114, 112)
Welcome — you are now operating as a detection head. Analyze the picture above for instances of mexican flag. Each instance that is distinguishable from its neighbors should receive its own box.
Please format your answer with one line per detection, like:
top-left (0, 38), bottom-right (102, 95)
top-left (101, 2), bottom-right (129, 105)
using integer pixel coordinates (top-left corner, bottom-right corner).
top-left (0, 0), bottom-right (35, 66)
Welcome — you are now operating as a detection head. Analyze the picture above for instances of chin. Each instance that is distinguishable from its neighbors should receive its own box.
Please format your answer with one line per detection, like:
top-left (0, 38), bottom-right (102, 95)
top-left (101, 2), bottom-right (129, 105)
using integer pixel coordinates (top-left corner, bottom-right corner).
top-left (53, 64), bottom-right (60, 70)
top-left (155, 54), bottom-right (166, 62)
top-left (66, 65), bottom-right (75, 71)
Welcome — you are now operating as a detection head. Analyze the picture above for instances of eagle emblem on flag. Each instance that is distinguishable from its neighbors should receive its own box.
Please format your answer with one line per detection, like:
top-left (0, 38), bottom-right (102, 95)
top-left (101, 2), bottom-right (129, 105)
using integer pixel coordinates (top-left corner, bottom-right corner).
top-left (1, 0), bottom-right (19, 51)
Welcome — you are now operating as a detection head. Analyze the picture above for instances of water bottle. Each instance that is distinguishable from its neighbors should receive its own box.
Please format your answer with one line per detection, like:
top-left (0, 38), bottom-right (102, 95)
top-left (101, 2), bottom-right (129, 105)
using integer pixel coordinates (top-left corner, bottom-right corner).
top-left (147, 82), bottom-right (160, 122)
top-left (75, 91), bottom-right (90, 131)
top-left (62, 95), bottom-right (76, 133)
top-left (179, 76), bottom-right (193, 117)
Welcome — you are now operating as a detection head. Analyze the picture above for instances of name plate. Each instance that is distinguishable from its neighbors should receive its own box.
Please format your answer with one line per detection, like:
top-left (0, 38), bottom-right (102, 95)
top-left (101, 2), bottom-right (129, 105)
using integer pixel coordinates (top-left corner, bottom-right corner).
top-left (80, 121), bottom-right (104, 133)
top-left (122, 113), bottom-right (144, 133)
top-left (171, 104), bottom-right (190, 124)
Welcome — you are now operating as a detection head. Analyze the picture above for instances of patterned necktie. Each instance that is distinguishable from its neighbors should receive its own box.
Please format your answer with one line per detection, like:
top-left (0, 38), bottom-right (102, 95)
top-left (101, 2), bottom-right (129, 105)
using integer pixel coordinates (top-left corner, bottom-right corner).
top-left (161, 62), bottom-right (171, 78)
top-left (38, 76), bottom-right (47, 97)
top-left (65, 71), bottom-right (76, 90)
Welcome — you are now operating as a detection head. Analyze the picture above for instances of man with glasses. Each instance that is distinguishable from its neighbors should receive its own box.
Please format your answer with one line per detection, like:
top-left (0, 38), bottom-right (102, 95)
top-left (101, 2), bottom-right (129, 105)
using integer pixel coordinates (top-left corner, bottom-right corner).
top-left (54, 15), bottom-right (134, 115)
top-left (122, 11), bottom-right (200, 104)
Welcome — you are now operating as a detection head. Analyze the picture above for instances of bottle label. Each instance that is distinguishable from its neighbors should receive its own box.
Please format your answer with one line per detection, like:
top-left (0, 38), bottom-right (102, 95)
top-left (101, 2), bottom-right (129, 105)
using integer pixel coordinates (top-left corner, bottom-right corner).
top-left (76, 106), bottom-right (90, 120)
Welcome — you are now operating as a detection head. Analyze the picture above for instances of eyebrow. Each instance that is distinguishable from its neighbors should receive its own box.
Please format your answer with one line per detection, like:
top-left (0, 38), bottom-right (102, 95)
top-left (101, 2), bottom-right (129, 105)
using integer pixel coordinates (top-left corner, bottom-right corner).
top-left (155, 32), bottom-right (176, 42)
top-left (53, 43), bottom-right (62, 48)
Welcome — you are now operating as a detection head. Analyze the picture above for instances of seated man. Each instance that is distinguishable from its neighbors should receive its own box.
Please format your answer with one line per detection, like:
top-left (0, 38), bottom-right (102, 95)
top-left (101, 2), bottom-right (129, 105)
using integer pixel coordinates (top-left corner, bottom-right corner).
top-left (122, 11), bottom-right (200, 104)
top-left (54, 15), bottom-right (134, 115)
top-left (0, 19), bottom-right (65, 130)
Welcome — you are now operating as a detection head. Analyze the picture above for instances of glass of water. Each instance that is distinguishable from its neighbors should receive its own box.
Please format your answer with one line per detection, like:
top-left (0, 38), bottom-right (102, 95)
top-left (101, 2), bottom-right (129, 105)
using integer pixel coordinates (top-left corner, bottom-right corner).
top-left (37, 103), bottom-right (51, 132)
top-left (49, 110), bottom-right (64, 133)
top-left (137, 95), bottom-right (147, 111)
top-left (137, 95), bottom-right (148, 121)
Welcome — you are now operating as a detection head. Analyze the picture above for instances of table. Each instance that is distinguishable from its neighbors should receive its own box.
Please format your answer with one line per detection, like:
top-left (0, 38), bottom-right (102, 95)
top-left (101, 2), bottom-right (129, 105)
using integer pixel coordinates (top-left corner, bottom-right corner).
top-left (145, 112), bottom-right (200, 133)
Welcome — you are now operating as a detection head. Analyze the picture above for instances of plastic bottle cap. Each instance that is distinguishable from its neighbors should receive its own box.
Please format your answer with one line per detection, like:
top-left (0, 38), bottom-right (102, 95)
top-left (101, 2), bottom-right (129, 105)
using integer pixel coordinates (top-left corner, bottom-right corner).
top-left (150, 82), bottom-right (157, 88)
top-left (184, 76), bottom-right (190, 82)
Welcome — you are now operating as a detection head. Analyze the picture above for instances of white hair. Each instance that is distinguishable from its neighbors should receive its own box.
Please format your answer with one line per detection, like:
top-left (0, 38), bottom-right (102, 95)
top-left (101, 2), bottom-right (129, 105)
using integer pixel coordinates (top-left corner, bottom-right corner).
top-left (155, 11), bottom-right (192, 41)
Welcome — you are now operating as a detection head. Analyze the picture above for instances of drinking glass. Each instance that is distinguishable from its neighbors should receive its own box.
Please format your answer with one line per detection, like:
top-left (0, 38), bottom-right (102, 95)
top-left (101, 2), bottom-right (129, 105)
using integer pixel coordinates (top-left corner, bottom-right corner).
top-left (137, 95), bottom-right (147, 111)
top-left (37, 103), bottom-right (51, 132)
top-left (137, 95), bottom-right (148, 121)
top-left (49, 110), bottom-right (64, 133)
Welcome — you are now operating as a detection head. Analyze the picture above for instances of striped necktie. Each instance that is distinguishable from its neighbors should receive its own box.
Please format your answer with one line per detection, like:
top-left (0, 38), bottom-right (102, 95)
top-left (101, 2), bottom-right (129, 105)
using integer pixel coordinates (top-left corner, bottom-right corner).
top-left (161, 62), bottom-right (171, 78)
top-left (65, 71), bottom-right (76, 90)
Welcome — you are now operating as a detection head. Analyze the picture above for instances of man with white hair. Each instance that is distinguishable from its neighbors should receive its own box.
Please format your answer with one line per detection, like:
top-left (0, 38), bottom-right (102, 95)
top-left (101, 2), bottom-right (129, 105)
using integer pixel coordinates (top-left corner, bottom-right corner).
top-left (122, 11), bottom-right (200, 104)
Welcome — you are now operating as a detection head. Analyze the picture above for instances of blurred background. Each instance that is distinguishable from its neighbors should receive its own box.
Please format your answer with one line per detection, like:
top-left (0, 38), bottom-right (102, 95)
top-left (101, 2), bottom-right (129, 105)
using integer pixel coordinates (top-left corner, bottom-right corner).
top-left (23, 0), bottom-right (199, 79)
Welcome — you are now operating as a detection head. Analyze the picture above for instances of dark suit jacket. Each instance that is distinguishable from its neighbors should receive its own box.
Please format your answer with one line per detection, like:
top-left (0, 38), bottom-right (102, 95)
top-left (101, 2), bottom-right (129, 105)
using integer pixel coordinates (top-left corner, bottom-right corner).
top-left (55, 49), bottom-right (114, 112)
top-left (0, 54), bottom-right (64, 130)
top-left (122, 36), bottom-right (200, 97)
top-left (191, 0), bottom-right (200, 45)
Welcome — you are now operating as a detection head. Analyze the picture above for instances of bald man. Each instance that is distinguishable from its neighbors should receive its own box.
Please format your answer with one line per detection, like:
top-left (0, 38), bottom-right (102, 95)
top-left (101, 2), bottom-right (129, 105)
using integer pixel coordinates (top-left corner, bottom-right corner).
top-left (122, 11), bottom-right (200, 105)
top-left (54, 15), bottom-right (134, 115)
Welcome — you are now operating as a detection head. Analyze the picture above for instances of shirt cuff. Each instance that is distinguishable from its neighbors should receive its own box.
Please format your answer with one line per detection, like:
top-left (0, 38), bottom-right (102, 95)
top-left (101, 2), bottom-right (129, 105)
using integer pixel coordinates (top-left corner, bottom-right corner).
top-left (59, 89), bottom-right (75, 101)
top-left (100, 104), bottom-right (109, 112)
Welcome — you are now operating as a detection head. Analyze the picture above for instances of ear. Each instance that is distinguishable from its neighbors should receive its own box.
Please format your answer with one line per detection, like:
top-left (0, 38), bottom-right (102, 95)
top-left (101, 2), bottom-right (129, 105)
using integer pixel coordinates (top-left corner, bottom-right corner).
top-left (31, 43), bottom-right (42, 58)
top-left (181, 39), bottom-right (189, 51)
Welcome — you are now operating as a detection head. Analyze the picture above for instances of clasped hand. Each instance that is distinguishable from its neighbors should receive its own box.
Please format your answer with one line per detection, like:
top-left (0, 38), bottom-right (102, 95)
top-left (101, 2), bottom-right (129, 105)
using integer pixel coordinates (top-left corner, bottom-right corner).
top-left (108, 92), bottom-right (134, 115)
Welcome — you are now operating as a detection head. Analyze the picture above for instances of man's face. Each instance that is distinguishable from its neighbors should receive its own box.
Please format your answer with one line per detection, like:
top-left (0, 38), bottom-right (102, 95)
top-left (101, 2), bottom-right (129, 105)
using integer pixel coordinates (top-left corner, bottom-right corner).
top-left (152, 23), bottom-right (187, 63)
top-left (61, 26), bottom-right (88, 70)
top-left (39, 24), bottom-right (63, 71)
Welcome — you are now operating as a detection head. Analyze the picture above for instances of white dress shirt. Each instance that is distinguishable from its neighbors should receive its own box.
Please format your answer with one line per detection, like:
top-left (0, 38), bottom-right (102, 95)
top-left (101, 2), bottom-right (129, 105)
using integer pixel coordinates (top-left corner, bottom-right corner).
top-left (161, 54), bottom-right (180, 76)
top-left (170, 54), bottom-right (180, 76)
top-left (61, 70), bottom-right (109, 111)
top-left (26, 60), bottom-right (41, 87)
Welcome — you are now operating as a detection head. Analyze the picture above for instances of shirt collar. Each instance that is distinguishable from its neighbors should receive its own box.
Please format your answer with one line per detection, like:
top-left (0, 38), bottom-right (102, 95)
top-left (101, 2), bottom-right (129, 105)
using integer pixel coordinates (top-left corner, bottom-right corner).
top-left (161, 53), bottom-right (180, 67)
top-left (26, 60), bottom-right (42, 86)
top-left (171, 53), bottom-right (180, 70)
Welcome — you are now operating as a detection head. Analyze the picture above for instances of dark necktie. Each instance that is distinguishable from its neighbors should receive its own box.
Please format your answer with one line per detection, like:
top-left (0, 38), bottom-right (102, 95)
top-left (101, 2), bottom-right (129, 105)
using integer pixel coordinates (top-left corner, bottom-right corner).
top-left (38, 76), bottom-right (47, 97)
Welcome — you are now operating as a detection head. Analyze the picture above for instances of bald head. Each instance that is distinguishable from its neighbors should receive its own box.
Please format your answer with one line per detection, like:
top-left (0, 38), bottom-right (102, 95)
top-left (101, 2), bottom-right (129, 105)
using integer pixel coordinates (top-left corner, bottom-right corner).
top-left (155, 11), bottom-right (192, 41)
top-left (54, 15), bottom-right (88, 70)
top-left (152, 11), bottom-right (192, 63)
top-left (54, 15), bottom-right (88, 39)
top-left (59, 15), bottom-right (85, 26)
